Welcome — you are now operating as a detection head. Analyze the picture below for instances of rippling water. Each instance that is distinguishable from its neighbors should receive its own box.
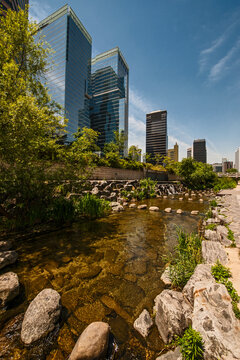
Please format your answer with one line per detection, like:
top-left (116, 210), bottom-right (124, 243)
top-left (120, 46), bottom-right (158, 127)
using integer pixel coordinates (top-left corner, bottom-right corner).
top-left (0, 196), bottom-right (208, 359)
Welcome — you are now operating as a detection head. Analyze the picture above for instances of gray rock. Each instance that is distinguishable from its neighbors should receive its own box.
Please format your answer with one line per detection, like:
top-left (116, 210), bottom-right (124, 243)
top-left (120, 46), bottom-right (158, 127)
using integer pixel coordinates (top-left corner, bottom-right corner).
top-left (91, 187), bottom-right (99, 195)
top-left (112, 205), bottom-right (124, 212)
top-left (129, 203), bottom-right (137, 208)
top-left (110, 201), bottom-right (120, 208)
top-left (216, 225), bottom-right (232, 246)
top-left (192, 281), bottom-right (240, 360)
top-left (149, 206), bottom-right (159, 212)
top-left (163, 195), bottom-right (168, 199)
top-left (202, 240), bottom-right (228, 264)
top-left (182, 264), bottom-right (214, 305)
top-left (156, 347), bottom-right (182, 360)
top-left (164, 208), bottom-right (172, 213)
top-left (133, 309), bottom-right (153, 338)
top-left (69, 322), bottom-right (110, 360)
top-left (191, 210), bottom-right (199, 215)
top-left (138, 204), bottom-right (147, 210)
top-left (179, 198), bottom-right (183, 201)
top-left (218, 214), bottom-right (227, 224)
top-left (204, 229), bottom-right (220, 242)
top-left (0, 272), bottom-right (19, 307)
top-left (154, 290), bottom-right (192, 344)
top-left (176, 209), bottom-right (183, 214)
top-left (0, 241), bottom-right (12, 251)
top-left (21, 288), bottom-right (61, 345)
top-left (0, 251), bottom-right (18, 270)
top-left (161, 267), bottom-right (172, 286)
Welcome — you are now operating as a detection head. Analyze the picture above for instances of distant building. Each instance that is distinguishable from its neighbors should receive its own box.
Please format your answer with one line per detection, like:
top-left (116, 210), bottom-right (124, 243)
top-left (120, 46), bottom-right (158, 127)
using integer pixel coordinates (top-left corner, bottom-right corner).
top-left (90, 47), bottom-right (129, 156)
top-left (168, 142), bottom-right (179, 162)
top-left (222, 158), bottom-right (233, 173)
top-left (212, 163), bottom-right (222, 173)
top-left (0, 0), bottom-right (28, 12)
top-left (235, 147), bottom-right (240, 171)
top-left (193, 139), bottom-right (206, 163)
top-left (38, 5), bottom-right (92, 142)
top-left (187, 148), bottom-right (192, 158)
top-left (146, 110), bottom-right (167, 163)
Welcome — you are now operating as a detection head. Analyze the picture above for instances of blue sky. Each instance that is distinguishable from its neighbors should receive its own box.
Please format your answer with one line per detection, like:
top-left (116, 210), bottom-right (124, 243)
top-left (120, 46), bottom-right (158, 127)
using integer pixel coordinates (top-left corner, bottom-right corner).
top-left (29, 0), bottom-right (240, 163)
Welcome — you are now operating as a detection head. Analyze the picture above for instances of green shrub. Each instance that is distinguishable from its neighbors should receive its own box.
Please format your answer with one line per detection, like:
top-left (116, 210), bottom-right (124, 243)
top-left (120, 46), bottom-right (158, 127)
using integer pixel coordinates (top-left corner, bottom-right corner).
top-left (178, 327), bottom-right (204, 360)
top-left (211, 262), bottom-right (240, 319)
top-left (50, 197), bottom-right (75, 225)
top-left (205, 223), bottom-right (217, 231)
top-left (75, 193), bottom-right (110, 219)
top-left (168, 229), bottom-right (202, 289)
top-left (214, 177), bottom-right (237, 191)
top-left (225, 225), bottom-right (236, 247)
top-left (205, 208), bottom-right (213, 220)
top-left (210, 200), bottom-right (218, 207)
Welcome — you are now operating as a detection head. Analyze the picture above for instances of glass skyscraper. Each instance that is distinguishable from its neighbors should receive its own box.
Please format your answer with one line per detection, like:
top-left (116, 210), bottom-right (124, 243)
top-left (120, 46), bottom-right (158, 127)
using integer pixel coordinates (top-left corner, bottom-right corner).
top-left (90, 47), bottom-right (129, 155)
top-left (146, 110), bottom-right (168, 163)
top-left (38, 5), bottom-right (92, 142)
top-left (0, 0), bottom-right (28, 12)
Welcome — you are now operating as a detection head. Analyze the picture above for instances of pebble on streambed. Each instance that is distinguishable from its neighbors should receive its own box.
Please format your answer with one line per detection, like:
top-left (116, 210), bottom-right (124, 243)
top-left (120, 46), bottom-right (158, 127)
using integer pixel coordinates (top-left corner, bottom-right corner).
top-left (137, 204), bottom-right (147, 210)
top-left (164, 208), bottom-right (172, 213)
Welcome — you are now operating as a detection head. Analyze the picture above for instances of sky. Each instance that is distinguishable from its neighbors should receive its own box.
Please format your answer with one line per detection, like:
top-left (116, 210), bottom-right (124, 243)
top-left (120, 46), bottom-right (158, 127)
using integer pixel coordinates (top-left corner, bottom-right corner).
top-left (29, 0), bottom-right (240, 163)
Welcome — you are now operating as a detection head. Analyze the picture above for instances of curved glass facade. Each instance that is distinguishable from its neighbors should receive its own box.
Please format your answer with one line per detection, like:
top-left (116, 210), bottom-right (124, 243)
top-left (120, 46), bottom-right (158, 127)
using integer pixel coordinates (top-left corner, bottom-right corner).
top-left (38, 5), bottom-right (92, 142)
top-left (90, 47), bottom-right (129, 155)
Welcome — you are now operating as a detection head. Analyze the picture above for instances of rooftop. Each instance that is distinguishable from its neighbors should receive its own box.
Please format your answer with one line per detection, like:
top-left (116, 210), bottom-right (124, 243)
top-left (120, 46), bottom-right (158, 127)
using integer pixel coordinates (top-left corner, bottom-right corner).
top-left (92, 47), bottom-right (129, 70)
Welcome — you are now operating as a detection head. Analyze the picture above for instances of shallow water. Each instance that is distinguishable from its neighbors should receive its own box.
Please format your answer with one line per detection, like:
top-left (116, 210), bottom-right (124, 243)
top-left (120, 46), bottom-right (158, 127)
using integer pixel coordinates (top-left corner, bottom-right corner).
top-left (0, 196), bottom-right (208, 360)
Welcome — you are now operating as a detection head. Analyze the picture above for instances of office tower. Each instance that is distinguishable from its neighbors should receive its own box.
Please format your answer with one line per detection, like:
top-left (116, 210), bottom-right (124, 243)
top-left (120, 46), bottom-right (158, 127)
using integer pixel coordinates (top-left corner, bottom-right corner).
top-left (187, 148), bottom-right (192, 158)
top-left (38, 5), bottom-right (92, 142)
top-left (0, 0), bottom-right (28, 12)
top-left (168, 142), bottom-right (179, 162)
top-left (90, 47), bottom-right (129, 156)
top-left (235, 147), bottom-right (240, 171)
top-left (222, 158), bottom-right (233, 173)
top-left (193, 139), bottom-right (206, 163)
top-left (146, 110), bottom-right (167, 162)
top-left (212, 163), bottom-right (223, 173)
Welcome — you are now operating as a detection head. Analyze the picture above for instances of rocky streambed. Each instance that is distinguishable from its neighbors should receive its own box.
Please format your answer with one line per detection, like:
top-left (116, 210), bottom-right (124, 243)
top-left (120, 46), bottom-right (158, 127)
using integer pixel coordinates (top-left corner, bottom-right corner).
top-left (0, 193), bottom-right (210, 359)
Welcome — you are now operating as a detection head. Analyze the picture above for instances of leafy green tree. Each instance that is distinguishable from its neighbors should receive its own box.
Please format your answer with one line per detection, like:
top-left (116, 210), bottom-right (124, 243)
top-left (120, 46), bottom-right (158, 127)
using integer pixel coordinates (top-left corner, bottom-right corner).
top-left (128, 145), bottom-right (142, 161)
top-left (154, 153), bottom-right (164, 165)
top-left (226, 168), bottom-right (237, 173)
top-left (103, 130), bottom-right (127, 156)
top-left (143, 153), bottom-right (152, 163)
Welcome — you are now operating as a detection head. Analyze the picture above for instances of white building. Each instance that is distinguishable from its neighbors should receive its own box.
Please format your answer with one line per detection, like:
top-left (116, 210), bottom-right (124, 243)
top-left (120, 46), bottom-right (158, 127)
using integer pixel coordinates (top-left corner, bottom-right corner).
top-left (235, 147), bottom-right (240, 171)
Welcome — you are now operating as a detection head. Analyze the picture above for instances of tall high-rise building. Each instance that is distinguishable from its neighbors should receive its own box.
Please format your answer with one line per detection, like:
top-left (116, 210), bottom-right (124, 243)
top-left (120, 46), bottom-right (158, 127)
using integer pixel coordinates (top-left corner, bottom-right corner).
top-left (90, 47), bottom-right (129, 155)
top-left (187, 148), bottom-right (192, 158)
top-left (168, 142), bottom-right (179, 162)
top-left (0, 0), bottom-right (28, 12)
top-left (193, 139), bottom-right (206, 163)
top-left (235, 147), bottom-right (240, 171)
top-left (38, 5), bottom-right (92, 142)
top-left (146, 110), bottom-right (167, 162)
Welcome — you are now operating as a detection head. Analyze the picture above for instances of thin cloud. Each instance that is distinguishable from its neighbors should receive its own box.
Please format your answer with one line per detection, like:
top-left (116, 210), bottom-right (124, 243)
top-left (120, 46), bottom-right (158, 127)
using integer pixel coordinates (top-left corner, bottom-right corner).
top-left (29, 1), bottom-right (51, 23)
top-left (208, 38), bottom-right (240, 82)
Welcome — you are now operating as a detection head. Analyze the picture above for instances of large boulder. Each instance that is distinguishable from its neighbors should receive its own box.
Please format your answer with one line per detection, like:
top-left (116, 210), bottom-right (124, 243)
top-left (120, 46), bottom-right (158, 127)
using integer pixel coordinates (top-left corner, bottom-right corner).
top-left (138, 204), bottom-right (147, 210)
top-left (204, 229), bottom-right (220, 242)
top-left (192, 281), bottom-right (240, 360)
top-left (154, 290), bottom-right (192, 344)
top-left (69, 322), bottom-right (110, 360)
top-left (156, 347), bottom-right (182, 360)
top-left (149, 206), bottom-right (159, 212)
top-left (182, 264), bottom-right (214, 305)
top-left (0, 272), bottom-right (19, 307)
top-left (0, 251), bottom-right (18, 270)
top-left (133, 309), bottom-right (153, 338)
top-left (21, 288), bottom-right (61, 345)
top-left (112, 205), bottom-right (124, 212)
top-left (202, 240), bottom-right (228, 265)
top-left (216, 225), bottom-right (232, 246)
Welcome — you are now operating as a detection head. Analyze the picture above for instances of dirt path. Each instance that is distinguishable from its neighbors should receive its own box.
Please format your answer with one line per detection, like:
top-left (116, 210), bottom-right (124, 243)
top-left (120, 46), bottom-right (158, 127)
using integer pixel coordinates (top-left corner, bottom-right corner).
top-left (219, 182), bottom-right (240, 297)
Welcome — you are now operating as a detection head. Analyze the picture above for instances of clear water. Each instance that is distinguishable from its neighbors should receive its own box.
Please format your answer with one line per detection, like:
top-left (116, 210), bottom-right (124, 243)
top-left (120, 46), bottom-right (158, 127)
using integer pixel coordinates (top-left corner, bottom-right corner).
top-left (0, 196), bottom-right (208, 360)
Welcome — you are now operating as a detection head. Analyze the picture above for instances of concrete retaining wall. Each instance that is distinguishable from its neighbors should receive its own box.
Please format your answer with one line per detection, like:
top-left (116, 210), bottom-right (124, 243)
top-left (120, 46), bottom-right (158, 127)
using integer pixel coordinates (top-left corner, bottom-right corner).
top-left (89, 167), bottom-right (168, 181)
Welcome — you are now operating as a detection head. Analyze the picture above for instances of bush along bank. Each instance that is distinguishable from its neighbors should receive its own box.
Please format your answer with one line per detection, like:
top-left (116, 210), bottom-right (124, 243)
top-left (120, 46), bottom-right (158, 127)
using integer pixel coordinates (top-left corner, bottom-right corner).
top-left (146, 193), bottom-right (240, 359)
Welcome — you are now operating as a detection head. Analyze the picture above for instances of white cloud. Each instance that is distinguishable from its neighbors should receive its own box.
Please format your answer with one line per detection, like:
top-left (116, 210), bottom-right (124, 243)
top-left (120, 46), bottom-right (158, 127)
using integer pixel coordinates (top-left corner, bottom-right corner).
top-left (29, 0), bottom-right (51, 23)
top-left (208, 38), bottom-right (240, 82)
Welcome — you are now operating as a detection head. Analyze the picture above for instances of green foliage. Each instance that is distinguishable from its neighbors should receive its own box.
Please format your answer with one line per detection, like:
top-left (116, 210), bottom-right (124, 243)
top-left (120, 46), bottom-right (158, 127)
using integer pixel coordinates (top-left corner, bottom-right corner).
top-left (226, 225), bottom-right (236, 247)
top-left (168, 229), bottom-right (202, 288)
top-left (178, 327), bottom-right (204, 360)
top-left (49, 197), bottom-right (75, 225)
top-left (133, 178), bottom-right (157, 200)
top-left (205, 208), bottom-right (213, 220)
top-left (213, 177), bottom-right (237, 191)
top-left (211, 262), bottom-right (240, 319)
top-left (177, 158), bottom-right (217, 190)
top-left (128, 145), bottom-right (141, 161)
top-left (205, 223), bottom-right (217, 231)
top-left (226, 168), bottom-right (237, 173)
top-left (210, 200), bottom-right (218, 207)
top-left (74, 193), bottom-right (110, 219)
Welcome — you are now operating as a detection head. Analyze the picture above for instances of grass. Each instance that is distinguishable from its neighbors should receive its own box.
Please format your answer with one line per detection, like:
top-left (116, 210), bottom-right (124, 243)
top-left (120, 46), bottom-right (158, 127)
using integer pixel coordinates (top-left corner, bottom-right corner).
top-left (74, 193), bottom-right (110, 219)
top-left (210, 200), bottom-right (218, 207)
top-left (211, 261), bottom-right (240, 319)
top-left (168, 229), bottom-right (202, 289)
top-left (225, 225), bottom-right (236, 247)
top-left (205, 223), bottom-right (217, 231)
top-left (178, 327), bottom-right (204, 360)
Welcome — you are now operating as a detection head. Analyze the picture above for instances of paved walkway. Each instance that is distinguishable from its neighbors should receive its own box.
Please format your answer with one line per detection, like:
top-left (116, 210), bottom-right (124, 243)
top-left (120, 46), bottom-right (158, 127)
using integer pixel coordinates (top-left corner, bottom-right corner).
top-left (219, 183), bottom-right (240, 296)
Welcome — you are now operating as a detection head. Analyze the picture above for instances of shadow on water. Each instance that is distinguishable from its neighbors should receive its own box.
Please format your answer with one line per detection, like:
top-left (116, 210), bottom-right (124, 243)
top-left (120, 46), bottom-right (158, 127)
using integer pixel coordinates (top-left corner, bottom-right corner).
top-left (0, 196), bottom-right (208, 359)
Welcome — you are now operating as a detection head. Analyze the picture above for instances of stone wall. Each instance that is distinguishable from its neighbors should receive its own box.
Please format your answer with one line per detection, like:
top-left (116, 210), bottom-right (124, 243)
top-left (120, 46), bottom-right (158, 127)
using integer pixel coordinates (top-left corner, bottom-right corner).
top-left (89, 167), bottom-right (168, 181)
